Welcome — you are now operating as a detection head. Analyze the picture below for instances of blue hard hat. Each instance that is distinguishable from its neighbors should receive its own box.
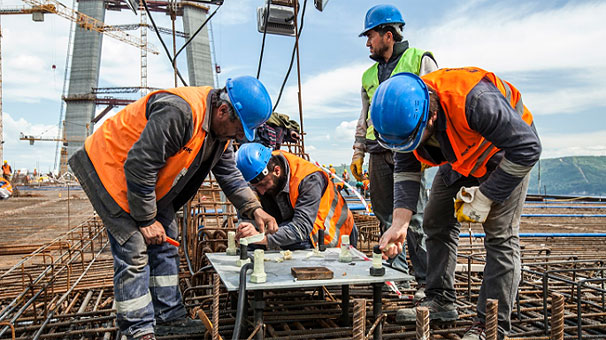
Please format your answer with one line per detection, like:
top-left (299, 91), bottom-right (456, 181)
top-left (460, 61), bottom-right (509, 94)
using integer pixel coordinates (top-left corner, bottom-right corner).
top-left (236, 143), bottom-right (272, 183)
top-left (225, 76), bottom-right (273, 141)
top-left (359, 4), bottom-right (405, 37)
top-left (371, 72), bottom-right (429, 152)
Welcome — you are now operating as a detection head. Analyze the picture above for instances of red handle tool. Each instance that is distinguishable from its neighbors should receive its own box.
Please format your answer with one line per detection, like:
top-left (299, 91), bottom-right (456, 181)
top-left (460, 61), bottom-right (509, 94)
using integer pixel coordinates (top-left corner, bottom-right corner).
top-left (166, 236), bottom-right (180, 247)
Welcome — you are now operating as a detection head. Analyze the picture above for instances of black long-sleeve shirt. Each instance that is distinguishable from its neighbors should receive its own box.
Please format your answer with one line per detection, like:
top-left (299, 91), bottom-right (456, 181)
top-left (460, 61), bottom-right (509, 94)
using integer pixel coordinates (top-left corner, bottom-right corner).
top-left (394, 77), bottom-right (542, 211)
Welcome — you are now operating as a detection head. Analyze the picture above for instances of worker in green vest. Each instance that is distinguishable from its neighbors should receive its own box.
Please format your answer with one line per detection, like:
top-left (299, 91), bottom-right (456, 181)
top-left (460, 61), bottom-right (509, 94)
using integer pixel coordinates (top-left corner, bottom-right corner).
top-left (350, 4), bottom-right (437, 300)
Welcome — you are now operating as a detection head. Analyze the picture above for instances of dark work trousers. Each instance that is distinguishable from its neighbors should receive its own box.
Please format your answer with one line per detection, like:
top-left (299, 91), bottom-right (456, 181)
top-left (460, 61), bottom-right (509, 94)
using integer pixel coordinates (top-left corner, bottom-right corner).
top-left (369, 151), bottom-right (428, 284)
top-left (107, 219), bottom-right (186, 339)
top-left (424, 167), bottom-right (529, 338)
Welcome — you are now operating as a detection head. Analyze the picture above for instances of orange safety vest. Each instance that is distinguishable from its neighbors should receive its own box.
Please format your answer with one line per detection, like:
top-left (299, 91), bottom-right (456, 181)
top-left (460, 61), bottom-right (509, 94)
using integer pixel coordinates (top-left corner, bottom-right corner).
top-left (85, 87), bottom-right (212, 212)
top-left (276, 151), bottom-right (355, 248)
top-left (416, 67), bottom-right (533, 178)
top-left (0, 178), bottom-right (12, 194)
top-left (2, 164), bottom-right (10, 175)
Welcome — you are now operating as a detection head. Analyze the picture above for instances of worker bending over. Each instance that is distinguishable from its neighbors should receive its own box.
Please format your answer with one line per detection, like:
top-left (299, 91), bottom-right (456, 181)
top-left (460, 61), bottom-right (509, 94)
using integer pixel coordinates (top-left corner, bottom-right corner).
top-left (351, 4), bottom-right (435, 298)
top-left (69, 76), bottom-right (277, 340)
top-left (235, 143), bottom-right (357, 250)
top-left (374, 68), bottom-right (541, 340)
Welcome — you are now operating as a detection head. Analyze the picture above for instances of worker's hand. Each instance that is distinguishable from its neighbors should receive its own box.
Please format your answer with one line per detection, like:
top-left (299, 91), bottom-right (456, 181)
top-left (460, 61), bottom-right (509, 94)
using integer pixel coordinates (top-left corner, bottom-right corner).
top-left (350, 150), bottom-right (365, 182)
top-left (454, 186), bottom-right (493, 223)
top-left (379, 208), bottom-right (412, 259)
top-left (236, 222), bottom-right (268, 245)
top-left (139, 221), bottom-right (166, 245)
top-left (253, 208), bottom-right (279, 234)
top-left (290, 130), bottom-right (300, 140)
top-left (379, 226), bottom-right (406, 260)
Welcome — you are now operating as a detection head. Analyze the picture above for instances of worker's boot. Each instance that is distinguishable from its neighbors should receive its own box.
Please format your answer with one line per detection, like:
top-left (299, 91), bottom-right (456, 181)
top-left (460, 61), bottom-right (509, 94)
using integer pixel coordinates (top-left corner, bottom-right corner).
top-left (155, 317), bottom-right (204, 336)
top-left (413, 285), bottom-right (426, 303)
top-left (395, 297), bottom-right (458, 324)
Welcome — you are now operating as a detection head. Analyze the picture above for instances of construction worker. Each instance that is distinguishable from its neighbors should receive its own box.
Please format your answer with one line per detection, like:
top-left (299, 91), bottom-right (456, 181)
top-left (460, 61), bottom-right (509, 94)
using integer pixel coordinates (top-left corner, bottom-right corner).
top-left (342, 169), bottom-right (350, 183)
top-left (0, 177), bottom-right (12, 199)
top-left (373, 69), bottom-right (541, 340)
top-left (328, 164), bottom-right (337, 181)
top-left (2, 161), bottom-right (12, 182)
top-left (69, 76), bottom-right (278, 340)
top-left (362, 174), bottom-right (370, 199)
top-left (235, 143), bottom-right (357, 250)
top-left (336, 180), bottom-right (351, 196)
top-left (351, 4), bottom-right (434, 298)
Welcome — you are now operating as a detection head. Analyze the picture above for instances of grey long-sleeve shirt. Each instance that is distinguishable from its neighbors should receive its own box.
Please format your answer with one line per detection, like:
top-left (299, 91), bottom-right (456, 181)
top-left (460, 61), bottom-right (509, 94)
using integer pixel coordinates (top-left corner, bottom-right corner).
top-left (255, 154), bottom-right (328, 249)
top-left (123, 91), bottom-right (261, 226)
top-left (354, 41), bottom-right (439, 154)
top-left (394, 77), bottom-right (542, 211)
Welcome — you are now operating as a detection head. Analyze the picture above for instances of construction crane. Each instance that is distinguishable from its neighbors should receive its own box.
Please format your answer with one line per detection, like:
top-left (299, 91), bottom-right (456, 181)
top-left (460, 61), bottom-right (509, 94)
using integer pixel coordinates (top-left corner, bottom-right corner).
top-left (1, 0), bottom-right (160, 166)
top-left (20, 0), bottom-right (159, 54)
top-left (19, 132), bottom-right (68, 146)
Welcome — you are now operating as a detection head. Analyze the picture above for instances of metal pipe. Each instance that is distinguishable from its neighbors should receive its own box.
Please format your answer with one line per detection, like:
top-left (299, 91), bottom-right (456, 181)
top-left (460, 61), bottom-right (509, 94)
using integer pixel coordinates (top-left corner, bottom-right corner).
top-left (232, 262), bottom-right (253, 340)
top-left (416, 306), bottom-right (430, 340)
top-left (550, 293), bottom-right (564, 340)
top-left (213, 274), bottom-right (220, 340)
top-left (372, 283), bottom-right (382, 340)
top-left (352, 299), bottom-right (366, 340)
top-left (460, 233), bottom-right (606, 238)
top-left (486, 299), bottom-right (498, 340)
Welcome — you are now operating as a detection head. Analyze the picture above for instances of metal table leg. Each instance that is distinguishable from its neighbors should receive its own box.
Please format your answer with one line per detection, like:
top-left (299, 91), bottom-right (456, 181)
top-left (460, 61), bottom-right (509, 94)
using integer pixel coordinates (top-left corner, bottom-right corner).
top-left (373, 282), bottom-right (383, 340)
top-left (253, 290), bottom-right (264, 340)
top-left (340, 284), bottom-right (350, 325)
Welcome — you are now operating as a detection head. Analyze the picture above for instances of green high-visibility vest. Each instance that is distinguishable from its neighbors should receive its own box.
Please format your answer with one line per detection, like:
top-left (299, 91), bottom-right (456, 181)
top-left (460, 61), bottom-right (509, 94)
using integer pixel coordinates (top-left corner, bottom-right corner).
top-left (362, 47), bottom-right (431, 140)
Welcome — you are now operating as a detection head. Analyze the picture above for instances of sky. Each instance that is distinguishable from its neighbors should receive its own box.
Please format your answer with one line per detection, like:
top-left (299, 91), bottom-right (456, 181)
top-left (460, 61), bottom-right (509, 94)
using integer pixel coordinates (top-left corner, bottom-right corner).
top-left (1, 0), bottom-right (605, 172)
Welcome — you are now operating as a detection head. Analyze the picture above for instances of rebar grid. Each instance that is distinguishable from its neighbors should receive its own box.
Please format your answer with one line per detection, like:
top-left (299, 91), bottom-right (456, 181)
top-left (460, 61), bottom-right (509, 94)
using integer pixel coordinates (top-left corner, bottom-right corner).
top-left (352, 298), bottom-right (366, 340)
top-left (2, 193), bottom-right (606, 339)
top-left (415, 306), bottom-right (429, 340)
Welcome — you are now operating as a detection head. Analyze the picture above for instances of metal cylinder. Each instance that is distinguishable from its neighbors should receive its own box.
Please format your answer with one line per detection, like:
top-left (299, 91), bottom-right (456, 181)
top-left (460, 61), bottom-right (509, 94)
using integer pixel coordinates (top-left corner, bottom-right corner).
top-left (352, 298), bottom-right (366, 340)
top-left (485, 298), bottom-right (498, 340)
top-left (550, 293), bottom-right (565, 340)
top-left (416, 306), bottom-right (430, 340)
top-left (212, 274), bottom-right (220, 340)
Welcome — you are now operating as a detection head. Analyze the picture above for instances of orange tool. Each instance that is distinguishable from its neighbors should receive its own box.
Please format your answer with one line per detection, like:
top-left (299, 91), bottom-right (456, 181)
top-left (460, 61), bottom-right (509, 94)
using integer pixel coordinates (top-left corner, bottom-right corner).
top-left (166, 236), bottom-right (180, 247)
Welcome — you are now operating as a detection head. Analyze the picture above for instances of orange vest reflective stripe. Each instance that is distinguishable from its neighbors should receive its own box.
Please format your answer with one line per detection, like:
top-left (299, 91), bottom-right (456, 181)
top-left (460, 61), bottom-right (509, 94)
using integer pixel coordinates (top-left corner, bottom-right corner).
top-left (416, 67), bottom-right (533, 178)
top-left (85, 87), bottom-right (212, 212)
top-left (276, 151), bottom-right (354, 248)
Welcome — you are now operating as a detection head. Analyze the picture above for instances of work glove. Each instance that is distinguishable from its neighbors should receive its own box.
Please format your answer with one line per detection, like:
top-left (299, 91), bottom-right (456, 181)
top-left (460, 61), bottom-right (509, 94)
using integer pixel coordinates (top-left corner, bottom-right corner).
top-left (350, 149), bottom-right (365, 182)
top-left (454, 186), bottom-right (493, 223)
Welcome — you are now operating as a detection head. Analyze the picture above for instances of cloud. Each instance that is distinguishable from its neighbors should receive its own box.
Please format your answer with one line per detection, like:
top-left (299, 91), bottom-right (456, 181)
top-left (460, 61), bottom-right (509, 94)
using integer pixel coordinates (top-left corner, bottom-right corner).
top-left (334, 120), bottom-right (357, 140)
top-left (539, 130), bottom-right (606, 159)
top-left (408, 1), bottom-right (606, 116)
top-left (412, 2), bottom-right (606, 72)
top-left (2, 113), bottom-right (60, 171)
top-left (278, 63), bottom-right (367, 119)
top-left (214, 2), bottom-right (255, 26)
top-left (2, 14), bottom-right (69, 103)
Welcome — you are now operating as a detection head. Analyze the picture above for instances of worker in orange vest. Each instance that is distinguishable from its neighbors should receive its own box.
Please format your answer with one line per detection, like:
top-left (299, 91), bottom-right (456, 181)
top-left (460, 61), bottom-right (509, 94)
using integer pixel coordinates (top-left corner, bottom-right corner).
top-left (69, 76), bottom-right (277, 340)
top-left (235, 143), bottom-right (357, 250)
top-left (362, 173), bottom-right (370, 199)
top-left (0, 177), bottom-right (12, 199)
top-left (2, 161), bottom-right (12, 182)
top-left (372, 69), bottom-right (541, 340)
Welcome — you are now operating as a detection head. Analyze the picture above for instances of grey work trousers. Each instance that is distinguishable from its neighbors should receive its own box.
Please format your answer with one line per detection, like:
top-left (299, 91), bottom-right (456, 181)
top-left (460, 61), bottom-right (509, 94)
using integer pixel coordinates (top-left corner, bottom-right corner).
top-left (369, 151), bottom-right (428, 283)
top-left (424, 166), bottom-right (529, 337)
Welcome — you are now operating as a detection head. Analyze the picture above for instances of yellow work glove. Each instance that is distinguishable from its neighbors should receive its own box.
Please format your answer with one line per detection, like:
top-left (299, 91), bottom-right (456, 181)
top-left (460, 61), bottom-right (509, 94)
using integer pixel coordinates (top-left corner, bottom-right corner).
top-left (453, 186), bottom-right (493, 223)
top-left (350, 150), bottom-right (365, 182)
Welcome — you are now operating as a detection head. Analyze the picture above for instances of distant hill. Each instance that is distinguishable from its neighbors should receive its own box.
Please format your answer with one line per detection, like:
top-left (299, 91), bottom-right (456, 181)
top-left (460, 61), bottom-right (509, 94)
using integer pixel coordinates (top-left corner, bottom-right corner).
top-left (528, 156), bottom-right (606, 197)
